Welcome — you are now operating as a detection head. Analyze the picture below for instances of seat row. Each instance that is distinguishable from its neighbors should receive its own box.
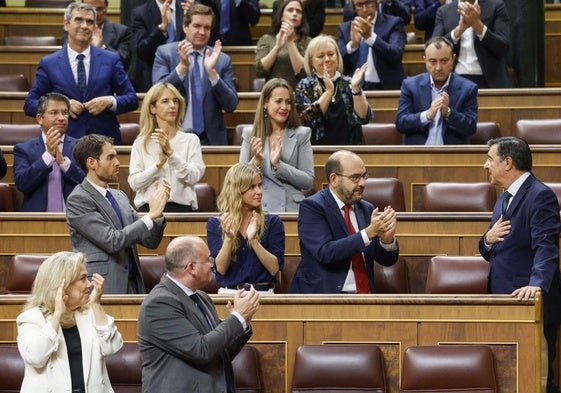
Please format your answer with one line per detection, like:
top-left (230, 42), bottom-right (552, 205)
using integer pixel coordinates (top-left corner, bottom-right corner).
top-left (4, 253), bottom-right (490, 295)
top-left (0, 340), bottom-right (498, 393)
top-left (2, 119), bottom-right (561, 146)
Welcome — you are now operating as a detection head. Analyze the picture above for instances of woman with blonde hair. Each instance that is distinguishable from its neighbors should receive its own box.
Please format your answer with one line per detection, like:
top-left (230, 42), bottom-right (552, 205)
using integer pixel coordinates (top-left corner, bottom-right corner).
top-left (128, 82), bottom-right (205, 212)
top-left (295, 34), bottom-right (372, 145)
top-left (240, 78), bottom-right (314, 212)
top-left (207, 162), bottom-right (285, 293)
top-left (16, 251), bottom-right (122, 393)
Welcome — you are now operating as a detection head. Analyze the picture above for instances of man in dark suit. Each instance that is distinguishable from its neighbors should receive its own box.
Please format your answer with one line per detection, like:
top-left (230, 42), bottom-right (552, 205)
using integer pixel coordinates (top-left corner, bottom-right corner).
top-left (23, 3), bottom-right (138, 145)
top-left (152, 4), bottom-right (238, 145)
top-left (344, 0), bottom-right (412, 24)
top-left (83, 0), bottom-right (132, 70)
top-left (66, 134), bottom-right (170, 294)
top-left (199, 0), bottom-right (260, 45)
top-left (396, 36), bottom-right (478, 144)
top-left (290, 150), bottom-right (399, 294)
top-left (411, 0), bottom-right (445, 42)
top-left (338, 0), bottom-right (406, 90)
top-left (14, 93), bottom-right (85, 212)
top-left (130, 0), bottom-right (187, 92)
top-left (479, 136), bottom-right (561, 393)
top-left (433, 0), bottom-right (512, 88)
top-left (138, 235), bottom-right (259, 393)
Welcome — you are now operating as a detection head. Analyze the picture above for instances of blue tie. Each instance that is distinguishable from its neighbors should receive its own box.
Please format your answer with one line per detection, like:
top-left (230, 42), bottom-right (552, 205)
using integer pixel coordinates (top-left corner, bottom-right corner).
top-left (47, 162), bottom-right (64, 212)
top-left (166, 21), bottom-right (176, 43)
top-left (190, 52), bottom-right (205, 135)
top-left (105, 190), bottom-right (124, 226)
top-left (501, 191), bottom-right (512, 215)
top-left (76, 54), bottom-right (87, 100)
top-left (190, 293), bottom-right (214, 328)
top-left (357, 40), bottom-right (369, 69)
top-left (220, 0), bottom-right (231, 34)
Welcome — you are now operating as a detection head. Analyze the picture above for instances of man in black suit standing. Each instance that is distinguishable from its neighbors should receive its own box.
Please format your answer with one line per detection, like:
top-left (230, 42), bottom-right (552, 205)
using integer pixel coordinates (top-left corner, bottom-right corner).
top-left (83, 0), bottom-right (132, 71)
top-left (200, 0), bottom-right (260, 45)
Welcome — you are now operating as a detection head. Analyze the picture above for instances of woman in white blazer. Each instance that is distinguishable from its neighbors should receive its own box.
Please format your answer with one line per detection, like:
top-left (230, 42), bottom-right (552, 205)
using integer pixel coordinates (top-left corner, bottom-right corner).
top-left (16, 251), bottom-right (123, 393)
top-left (240, 78), bottom-right (315, 212)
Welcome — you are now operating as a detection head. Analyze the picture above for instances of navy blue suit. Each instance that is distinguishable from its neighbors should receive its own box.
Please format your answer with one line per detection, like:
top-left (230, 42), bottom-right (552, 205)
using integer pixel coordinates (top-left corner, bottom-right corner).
top-left (200, 0), bottom-right (260, 46)
top-left (338, 11), bottom-right (406, 90)
top-left (289, 188), bottom-right (399, 293)
top-left (130, 0), bottom-right (186, 92)
top-left (479, 174), bottom-right (561, 392)
top-left (23, 46), bottom-right (138, 145)
top-left (13, 135), bottom-right (85, 212)
top-left (396, 72), bottom-right (478, 144)
top-left (479, 174), bottom-right (561, 325)
top-left (433, 0), bottom-right (512, 88)
top-left (411, 0), bottom-right (442, 42)
top-left (153, 42), bottom-right (239, 145)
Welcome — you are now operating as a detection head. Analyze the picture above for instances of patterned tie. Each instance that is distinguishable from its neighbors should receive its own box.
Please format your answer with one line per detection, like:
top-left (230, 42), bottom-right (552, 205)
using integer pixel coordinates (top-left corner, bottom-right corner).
top-left (501, 191), bottom-right (512, 215)
top-left (105, 190), bottom-right (124, 226)
top-left (47, 162), bottom-right (64, 212)
top-left (220, 0), bottom-right (231, 34)
top-left (343, 204), bottom-right (370, 294)
top-left (190, 52), bottom-right (205, 135)
top-left (76, 54), bottom-right (87, 100)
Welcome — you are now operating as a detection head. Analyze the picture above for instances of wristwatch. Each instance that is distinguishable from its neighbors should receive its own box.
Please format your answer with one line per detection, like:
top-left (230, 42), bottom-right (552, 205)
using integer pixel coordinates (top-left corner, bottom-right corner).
top-left (445, 107), bottom-right (452, 119)
top-left (158, 24), bottom-right (168, 37)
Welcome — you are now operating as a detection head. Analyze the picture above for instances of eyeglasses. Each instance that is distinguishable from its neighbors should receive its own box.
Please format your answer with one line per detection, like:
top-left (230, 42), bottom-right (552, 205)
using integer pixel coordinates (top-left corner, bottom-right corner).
top-left (335, 172), bottom-right (369, 183)
top-left (353, 0), bottom-right (375, 8)
top-left (42, 110), bottom-right (70, 118)
top-left (191, 256), bottom-right (215, 267)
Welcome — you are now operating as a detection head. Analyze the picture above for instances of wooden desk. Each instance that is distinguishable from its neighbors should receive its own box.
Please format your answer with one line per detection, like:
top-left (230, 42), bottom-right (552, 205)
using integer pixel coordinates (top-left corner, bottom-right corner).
top-left (0, 211), bottom-right (501, 295)
top-left (3, 145), bottom-right (561, 212)
top-left (0, 294), bottom-right (545, 393)
top-left (2, 88), bottom-right (561, 135)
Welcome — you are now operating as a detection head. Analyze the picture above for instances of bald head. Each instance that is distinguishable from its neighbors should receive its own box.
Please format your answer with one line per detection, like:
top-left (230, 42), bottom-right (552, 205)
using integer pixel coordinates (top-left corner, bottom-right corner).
top-left (324, 150), bottom-right (363, 181)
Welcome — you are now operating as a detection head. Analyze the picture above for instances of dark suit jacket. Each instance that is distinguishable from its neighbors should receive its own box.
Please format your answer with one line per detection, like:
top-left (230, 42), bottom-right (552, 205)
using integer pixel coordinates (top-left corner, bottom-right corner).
top-left (66, 179), bottom-right (166, 294)
top-left (290, 188), bottom-right (399, 293)
top-left (0, 150), bottom-right (6, 180)
top-left (152, 42), bottom-right (239, 145)
top-left (200, 0), bottom-right (260, 45)
top-left (23, 46), bottom-right (138, 145)
top-left (479, 174), bottom-right (561, 325)
top-left (13, 135), bottom-right (84, 212)
top-left (411, 0), bottom-right (441, 41)
top-left (343, 0), bottom-right (411, 24)
top-left (338, 11), bottom-right (406, 90)
top-left (130, 0), bottom-right (186, 92)
top-left (433, 0), bottom-right (512, 88)
top-left (395, 72), bottom-right (478, 144)
top-left (138, 275), bottom-right (251, 393)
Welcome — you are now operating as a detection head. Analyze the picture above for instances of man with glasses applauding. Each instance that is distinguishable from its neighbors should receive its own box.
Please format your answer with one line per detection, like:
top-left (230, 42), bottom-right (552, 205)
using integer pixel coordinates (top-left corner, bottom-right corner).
top-left (14, 93), bottom-right (85, 212)
top-left (337, 0), bottom-right (406, 90)
top-left (139, 235), bottom-right (259, 393)
top-left (290, 150), bottom-right (399, 294)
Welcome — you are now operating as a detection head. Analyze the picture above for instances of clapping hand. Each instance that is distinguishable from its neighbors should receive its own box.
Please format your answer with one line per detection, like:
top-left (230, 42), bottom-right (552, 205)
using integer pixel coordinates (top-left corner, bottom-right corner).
top-left (89, 273), bottom-right (104, 305)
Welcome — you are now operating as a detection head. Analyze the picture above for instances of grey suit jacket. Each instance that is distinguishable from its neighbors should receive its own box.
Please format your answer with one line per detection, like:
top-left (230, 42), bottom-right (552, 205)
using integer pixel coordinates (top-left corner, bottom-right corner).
top-left (66, 179), bottom-right (165, 294)
top-left (239, 126), bottom-right (315, 212)
top-left (152, 43), bottom-right (239, 145)
top-left (138, 275), bottom-right (252, 393)
top-left (102, 20), bottom-right (132, 71)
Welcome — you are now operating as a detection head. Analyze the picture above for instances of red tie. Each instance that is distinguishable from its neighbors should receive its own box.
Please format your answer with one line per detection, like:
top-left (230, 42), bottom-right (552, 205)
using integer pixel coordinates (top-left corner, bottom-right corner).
top-left (343, 204), bottom-right (370, 294)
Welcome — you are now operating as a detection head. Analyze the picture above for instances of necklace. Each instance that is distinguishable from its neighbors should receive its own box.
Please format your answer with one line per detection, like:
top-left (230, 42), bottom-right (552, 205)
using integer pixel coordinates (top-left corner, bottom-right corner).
top-left (331, 83), bottom-right (338, 103)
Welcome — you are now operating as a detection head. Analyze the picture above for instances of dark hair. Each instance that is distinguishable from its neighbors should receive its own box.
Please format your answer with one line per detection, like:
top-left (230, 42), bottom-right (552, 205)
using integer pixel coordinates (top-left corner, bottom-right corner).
top-left (488, 136), bottom-right (532, 172)
top-left (73, 134), bottom-right (114, 173)
top-left (270, 0), bottom-right (309, 39)
top-left (425, 36), bottom-right (454, 55)
top-left (324, 153), bottom-right (343, 182)
top-left (183, 3), bottom-right (215, 28)
top-left (37, 93), bottom-right (70, 115)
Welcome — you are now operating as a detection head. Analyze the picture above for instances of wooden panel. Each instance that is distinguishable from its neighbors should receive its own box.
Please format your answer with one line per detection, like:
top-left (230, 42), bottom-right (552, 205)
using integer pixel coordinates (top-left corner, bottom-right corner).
top-left (0, 294), bottom-right (545, 393)
top-left (2, 88), bottom-right (561, 137)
